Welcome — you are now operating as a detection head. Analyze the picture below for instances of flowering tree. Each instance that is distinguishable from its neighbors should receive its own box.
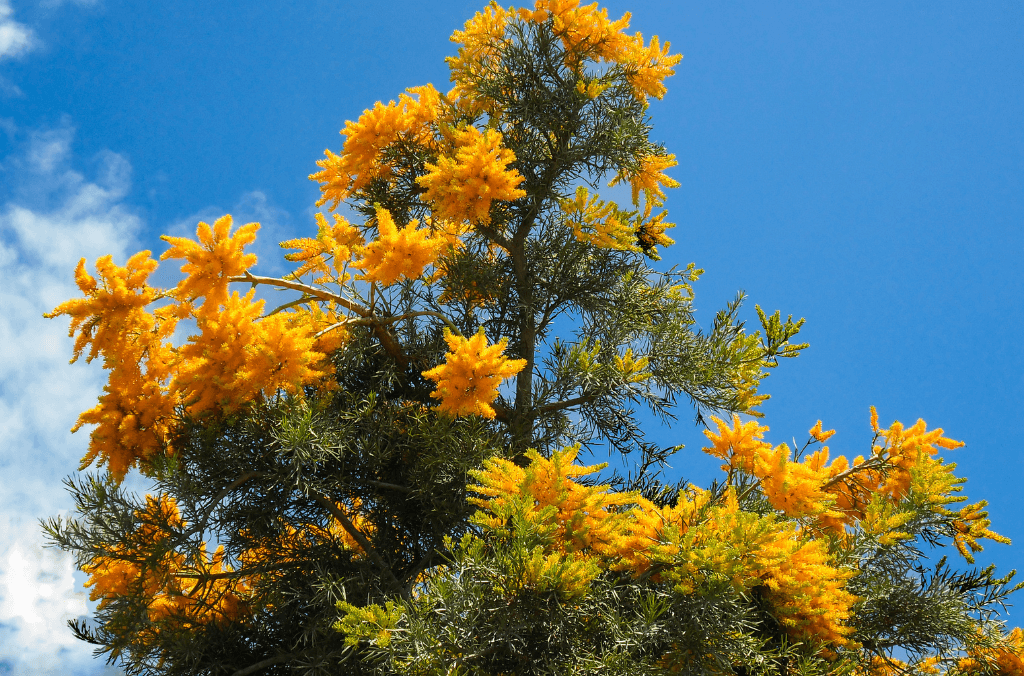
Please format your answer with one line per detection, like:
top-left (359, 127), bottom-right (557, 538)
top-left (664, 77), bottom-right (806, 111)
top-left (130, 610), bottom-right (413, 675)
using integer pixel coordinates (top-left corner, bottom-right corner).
top-left (46, 2), bottom-right (1020, 675)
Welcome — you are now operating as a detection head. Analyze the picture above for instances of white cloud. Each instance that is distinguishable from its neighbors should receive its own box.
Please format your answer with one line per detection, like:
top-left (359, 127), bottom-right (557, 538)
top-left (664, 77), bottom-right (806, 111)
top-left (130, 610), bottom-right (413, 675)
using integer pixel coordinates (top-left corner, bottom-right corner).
top-left (0, 122), bottom-right (135, 676)
top-left (0, 0), bottom-right (36, 61)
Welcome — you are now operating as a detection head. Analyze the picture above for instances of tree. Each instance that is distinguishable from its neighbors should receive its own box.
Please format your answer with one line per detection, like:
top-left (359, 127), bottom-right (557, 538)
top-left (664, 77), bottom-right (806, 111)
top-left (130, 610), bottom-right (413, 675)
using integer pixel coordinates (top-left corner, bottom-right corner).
top-left (45, 2), bottom-right (1020, 675)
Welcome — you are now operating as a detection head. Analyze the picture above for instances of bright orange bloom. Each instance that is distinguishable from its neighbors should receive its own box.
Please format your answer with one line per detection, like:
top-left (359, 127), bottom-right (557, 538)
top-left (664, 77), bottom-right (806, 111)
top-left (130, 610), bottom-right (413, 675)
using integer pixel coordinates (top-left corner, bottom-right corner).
top-left (311, 84), bottom-right (441, 209)
top-left (174, 290), bottom-right (333, 416)
top-left (50, 217), bottom-right (344, 480)
top-left (46, 252), bottom-right (178, 480)
top-left (352, 207), bottom-right (446, 285)
top-left (417, 125), bottom-right (527, 226)
top-left (422, 328), bottom-right (526, 418)
top-left (161, 214), bottom-right (259, 309)
top-left (281, 212), bottom-right (365, 283)
top-left (84, 495), bottom-right (249, 629)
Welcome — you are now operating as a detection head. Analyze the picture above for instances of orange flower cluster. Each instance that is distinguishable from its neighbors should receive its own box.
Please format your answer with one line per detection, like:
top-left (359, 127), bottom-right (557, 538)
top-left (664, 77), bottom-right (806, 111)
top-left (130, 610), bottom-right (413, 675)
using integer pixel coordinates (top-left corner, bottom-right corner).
top-left (84, 496), bottom-right (249, 632)
top-left (353, 207), bottom-right (448, 285)
top-left (959, 628), bottom-right (1024, 676)
top-left (521, 0), bottom-right (683, 101)
top-left (49, 216), bottom-right (342, 480)
top-left (447, 3), bottom-right (515, 111)
top-left (446, 1), bottom-right (682, 120)
top-left (469, 448), bottom-right (857, 646)
top-left (46, 252), bottom-right (179, 479)
top-left (85, 495), bottom-right (373, 641)
top-left (310, 84), bottom-right (441, 210)
top-left (239, 499), bottom-right (372, 584)
top-left (281, 212), bottom-right (365, 284)
top-left (700, 412), bottom-right (1009, 560)
top-left (417, 125), bottom-right (527, 226)
top-left (422, 328), bottom-right (527, 418)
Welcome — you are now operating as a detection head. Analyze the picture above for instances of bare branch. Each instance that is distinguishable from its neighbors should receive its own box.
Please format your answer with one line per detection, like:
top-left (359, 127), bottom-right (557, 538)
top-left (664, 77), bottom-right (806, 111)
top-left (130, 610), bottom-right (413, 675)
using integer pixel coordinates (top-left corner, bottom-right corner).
top-left (538, 394), bottom-right (598, 415)
top-left (229, 271), bottom-right (368, 317)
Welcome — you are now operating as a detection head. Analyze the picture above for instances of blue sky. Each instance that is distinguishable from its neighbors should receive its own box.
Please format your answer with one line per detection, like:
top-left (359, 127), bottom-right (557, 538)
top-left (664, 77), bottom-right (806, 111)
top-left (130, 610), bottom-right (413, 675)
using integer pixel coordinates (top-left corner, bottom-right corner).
top-left (0, 1), bottom-right (1021, 674)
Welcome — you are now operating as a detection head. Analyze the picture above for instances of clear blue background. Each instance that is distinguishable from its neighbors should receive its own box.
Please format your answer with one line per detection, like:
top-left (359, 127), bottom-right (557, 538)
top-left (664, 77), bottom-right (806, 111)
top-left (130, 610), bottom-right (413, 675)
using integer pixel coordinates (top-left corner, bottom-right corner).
top-left (1, 1), bottom-right (1021, 672)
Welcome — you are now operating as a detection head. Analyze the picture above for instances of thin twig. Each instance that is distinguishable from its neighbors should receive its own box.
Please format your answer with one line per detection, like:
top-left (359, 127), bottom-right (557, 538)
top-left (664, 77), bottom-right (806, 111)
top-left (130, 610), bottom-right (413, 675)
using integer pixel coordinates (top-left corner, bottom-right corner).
top-left (228, 271), bottom-right (408, 366)
top-left (174, 563), bottom-right (293, 581)
top-left (822, 455), bottom-right (887, 491)
top-left (364, 479), bottom-right (413, 494)
top-left (265, 295), bottom-right (318, 316)
top-left (378, 310), bottom-right (463, 336)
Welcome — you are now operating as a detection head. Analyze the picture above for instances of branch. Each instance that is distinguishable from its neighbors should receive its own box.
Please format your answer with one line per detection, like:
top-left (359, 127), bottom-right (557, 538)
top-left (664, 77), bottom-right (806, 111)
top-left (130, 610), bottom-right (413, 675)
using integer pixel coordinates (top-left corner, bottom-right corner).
top-left (473, 222), bottom-right (513, 253)
top-left (173, 562), bottom-right (293, 581)
top-left (403, 550), bottom-right (435, 597)
top-left (538, 394), bottom-right (598, 415)
top-left (231, 654), bottom-right (296, 676)
top-left (491, 402), bottom-right (510, 422)
top-left (314, 320), bottom-right (357, 339)
top-left (308, 490), bottom-right (404, 594)
top-left (378, 310), bottom-right (463, 336)
top-left (229, 271), bottom-right (368, 317)
top-left (265, 295), bottom-right (318, 316)
top-left (364, 479), bottom-right (413, 494)
top-left (229, 271), bottom-right (409, 366)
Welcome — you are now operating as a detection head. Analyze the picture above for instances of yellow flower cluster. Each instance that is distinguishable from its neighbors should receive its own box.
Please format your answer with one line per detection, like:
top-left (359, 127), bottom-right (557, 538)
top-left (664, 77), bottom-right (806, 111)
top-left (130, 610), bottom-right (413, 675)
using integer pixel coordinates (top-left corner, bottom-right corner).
top-left (607, 154), bottom-right (681, 257)
top-left (612, 153), bottom-right (681, 207)
top-left (48, 216), bottom-right (342, 480)
top-left (417, 125), bottom-right (527, 226)
top-left (447, 1), bottom-right (681, 112)
top-left (421, 328), bottom-right (527, 418)
top-left (173, 290), bottom-right (331, 416)
top-left (470, 447), bottom-right (636, 553)
top-left (469, 448), bottom-right (857, 646)
top-left (559, 186), bottom-right (639, 251)
top-left (353, 207), bottom-right (448, 285)
top-left (46, 252), bottom-right (178, 479)
top-left (310, 84), bottom-right (441, 210)
top-left (447, 3), bottom-right (515, 111)
top-left (161, 215), bottom-right (260, 308)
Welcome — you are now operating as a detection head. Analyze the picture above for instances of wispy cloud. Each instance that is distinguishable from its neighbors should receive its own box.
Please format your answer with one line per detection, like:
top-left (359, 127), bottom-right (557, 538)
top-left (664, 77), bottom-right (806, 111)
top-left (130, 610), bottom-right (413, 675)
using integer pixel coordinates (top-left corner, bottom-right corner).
top-left (0, 120), bottom-right (136, 676)
top-left (0, 0), bottom-right (36, 61)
